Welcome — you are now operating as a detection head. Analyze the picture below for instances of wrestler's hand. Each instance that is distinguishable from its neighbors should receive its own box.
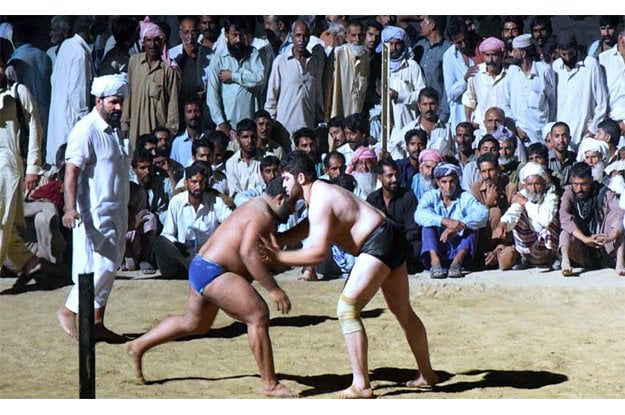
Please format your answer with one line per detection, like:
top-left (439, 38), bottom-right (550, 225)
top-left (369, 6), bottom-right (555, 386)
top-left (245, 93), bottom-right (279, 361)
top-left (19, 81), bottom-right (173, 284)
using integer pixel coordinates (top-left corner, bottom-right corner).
top-left (269, 288), bottom-right (291, 314)
top-left (62, 208), bottom-right (81, 228)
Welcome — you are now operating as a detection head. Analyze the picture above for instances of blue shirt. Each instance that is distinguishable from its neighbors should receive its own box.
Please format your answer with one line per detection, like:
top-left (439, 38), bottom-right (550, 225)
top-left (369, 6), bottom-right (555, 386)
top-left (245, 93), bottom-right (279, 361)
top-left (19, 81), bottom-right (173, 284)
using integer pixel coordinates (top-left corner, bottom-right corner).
top-left (415, 188), bottom-right (488, 230)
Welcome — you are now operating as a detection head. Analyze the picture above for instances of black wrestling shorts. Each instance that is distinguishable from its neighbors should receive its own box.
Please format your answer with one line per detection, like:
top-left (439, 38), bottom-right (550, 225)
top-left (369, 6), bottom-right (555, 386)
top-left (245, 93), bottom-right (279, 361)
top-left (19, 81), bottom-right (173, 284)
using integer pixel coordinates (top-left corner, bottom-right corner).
top-left (359, 219), bottom-right (407, 270)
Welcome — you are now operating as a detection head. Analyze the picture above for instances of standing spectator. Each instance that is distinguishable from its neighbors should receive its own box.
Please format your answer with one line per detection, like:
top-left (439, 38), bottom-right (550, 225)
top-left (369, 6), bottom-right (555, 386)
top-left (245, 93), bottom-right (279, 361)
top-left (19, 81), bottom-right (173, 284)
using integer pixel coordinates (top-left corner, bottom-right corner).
top-left (559, 162), bottom-right (625, 276)
top-left (7, 20), bottom-right (52, 147)
top-left (499, 16), bottom-right (524, 65)
top-left (169, 99), bottom-right (205, 167)
top-left (57, 74), bottom-right (129, 342)
top-left (367, 158), bottom-right (423, 273)
top-left (529, 16), bottom-right (553, 62)
top-left (413, 15), bottom-right (451, 123)
top-left (0, 50), bottom-right (48, 287)
top-left (122, 17), bottom-right (179, 150)
top-left (98, 16), bottom-right (138, 76)
top-left (382, 26), bottom-right (426, 158)
top-left (587, 16), bottom-right (622, 58)
top-left (505, 34), bottom-right (556, 145)
top-left (325, 20), bottom-right (370, 120)
top-left (363, 19), bottom-right (383, 115)
top-left (337, 112), bottom-right (372, 166)
top-left (415, 162), bottom-right (488, 278)
top-left (46, 16), bottom-right (73, 66)
top-left (46, 16), bottom-right (95, 165)
top-left (265, 20), bottom-right (325, 138)
top-left (462, 36), bottom-right (513, 133)
top-left (206, 16), bottom-right (264, 140)
top-left (552, 31), bottom-right (607, 148)
top-left (496, 162), bottom-right (560, 270)
top-left (443, 18), bottom-right (482, 132)
top-left (598, 23), bottom-right (625, 144)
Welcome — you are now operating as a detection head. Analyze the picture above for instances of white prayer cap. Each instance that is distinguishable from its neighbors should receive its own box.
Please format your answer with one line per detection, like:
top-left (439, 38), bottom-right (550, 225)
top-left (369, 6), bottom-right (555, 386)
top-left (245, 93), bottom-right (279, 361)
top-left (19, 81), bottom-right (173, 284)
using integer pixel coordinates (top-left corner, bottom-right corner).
top-left (576, 138), bottom-right (610, 162)
top-left (90, 73), bottom-right (129, 98)
top-left (519, 161), bottom-right (549, 183)
top-left (512, 33), bottom-right (532, 49)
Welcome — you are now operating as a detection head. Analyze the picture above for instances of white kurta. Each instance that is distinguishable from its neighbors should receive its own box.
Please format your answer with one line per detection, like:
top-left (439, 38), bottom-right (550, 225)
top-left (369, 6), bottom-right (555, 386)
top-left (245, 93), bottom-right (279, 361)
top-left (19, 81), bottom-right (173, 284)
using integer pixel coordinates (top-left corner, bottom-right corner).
top-left (64, 109), bottom-right (129, 313)
top-left (502, 61), bottom-right (556, 144)
top-left (599, 45), bottom-right (625, 126)
top-left (224, 149), bottom-right (263, 198)
top-left (442, 45), bottom-right (475, 132)
top-left (552, 56), bottom-right (607, 148)
top-left (46, 34), bottom-right (94, 165)
top-left (461, 63), bottom-right (514, 130)
top-left (265, 46), bottom-right (325, 137)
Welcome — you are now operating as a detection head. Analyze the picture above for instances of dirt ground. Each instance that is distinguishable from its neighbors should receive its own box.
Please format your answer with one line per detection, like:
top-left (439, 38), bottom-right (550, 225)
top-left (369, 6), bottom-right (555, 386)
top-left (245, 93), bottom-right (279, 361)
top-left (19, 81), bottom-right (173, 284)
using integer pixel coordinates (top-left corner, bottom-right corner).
top-left (1, 266), bottom-right (625, 402)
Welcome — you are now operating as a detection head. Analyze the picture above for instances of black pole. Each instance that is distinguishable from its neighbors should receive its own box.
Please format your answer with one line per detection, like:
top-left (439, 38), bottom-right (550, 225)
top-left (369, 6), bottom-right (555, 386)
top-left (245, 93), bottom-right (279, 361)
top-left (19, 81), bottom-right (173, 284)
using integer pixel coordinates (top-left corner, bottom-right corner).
top-left (78, 272), bottom-right (95, 399)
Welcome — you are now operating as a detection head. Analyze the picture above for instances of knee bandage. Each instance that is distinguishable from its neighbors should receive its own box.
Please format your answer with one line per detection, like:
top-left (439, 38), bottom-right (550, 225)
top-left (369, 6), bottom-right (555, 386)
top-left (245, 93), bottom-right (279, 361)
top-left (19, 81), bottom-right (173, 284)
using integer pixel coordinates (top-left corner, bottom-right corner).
top-left (337, 294), bottom-right (364, 335)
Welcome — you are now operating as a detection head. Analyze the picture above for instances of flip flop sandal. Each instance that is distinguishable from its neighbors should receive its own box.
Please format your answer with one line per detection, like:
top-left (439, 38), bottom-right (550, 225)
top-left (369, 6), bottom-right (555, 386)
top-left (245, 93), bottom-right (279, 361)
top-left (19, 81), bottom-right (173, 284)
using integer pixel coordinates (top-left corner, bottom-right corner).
top-left (430, 264), bottom-right (447, 279)
top-left (448, 263), bottom-right (464, 278)
top-left (561, 268), bottom-right (574, 277)
top-left (139, 261), bottom-right (156, 275)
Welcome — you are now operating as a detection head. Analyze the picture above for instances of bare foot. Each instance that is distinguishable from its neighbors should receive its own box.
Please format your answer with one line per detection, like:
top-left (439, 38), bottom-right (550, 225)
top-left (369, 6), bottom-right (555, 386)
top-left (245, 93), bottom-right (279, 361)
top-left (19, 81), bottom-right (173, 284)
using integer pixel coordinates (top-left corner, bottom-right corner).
top-left (126, 341), bottom-right (146, 384)
top-left (337, 384), bottom-right (375, 399)
top-left (57, 307), bottom-right (77, 340)
top-left (298, 267), bottom-right (319, 282)
top-left (94, 324), bottom-right (127, 343)
top-left (406, 371), bottom-right (439, 388)
top-left (261, 382), bottom-right (296, 398)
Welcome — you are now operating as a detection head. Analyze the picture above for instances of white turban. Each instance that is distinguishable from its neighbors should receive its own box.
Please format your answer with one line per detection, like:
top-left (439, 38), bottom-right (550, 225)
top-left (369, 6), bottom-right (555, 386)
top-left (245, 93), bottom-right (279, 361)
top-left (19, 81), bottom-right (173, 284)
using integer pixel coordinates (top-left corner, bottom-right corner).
top-left (576, 138), bottom-right (610, 162)
top-left (90, 73), bottom-right (129, 98)
top-left (519, 162), bottom-right (549, 183)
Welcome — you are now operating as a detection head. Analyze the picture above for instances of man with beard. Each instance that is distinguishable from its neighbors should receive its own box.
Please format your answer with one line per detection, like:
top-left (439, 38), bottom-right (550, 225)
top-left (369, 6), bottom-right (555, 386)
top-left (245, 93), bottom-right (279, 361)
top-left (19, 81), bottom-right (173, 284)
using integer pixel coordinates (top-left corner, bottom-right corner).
top-left (348, 146), bottom-right (379, 200)
top-left (152, 164), bottom-right (232, 279)
top-left (170, 99), bottom-right (205, 167)
top-left (462, 37), bottom-right (514, 135)
top-left (128, 177), bottom-right (295, 398)
top-left (254, 110), bottom-right (285, 160)
top-left (367, 158), bottom-right (422, 273)
top-left (577, 139), bottom-right (610, 185)
top-left (493, 127), bottom-right (520, 179)
top-left (470, 153), bottom-right (517, 270)
top-left (197, 15), bottom-right (219, 131)
top-left (206, 16), bottom-right (264, 140)
top-left (504, 34), bottom-right (556, 146)
top-left (559, 162), bottom-right (625, 276)
top-left (411, 148), bottom-right (443, 200)
top-left (454, 122), bottom-right (476, 168)
top-left (415, 162), bottom-right (488, 278)
top-left (57, 74), bottom-right (130, 342)
top-left (325, 20), bottom-right (370, 120)
top-left (225, 118), bottom-right (264, 199)
top-left (529, 16), bottom-right (553, 62)
top-left (495, 162), bottom-right (560, 270)
top-left (552, 31), bottom-right (607, 149)
top-left (363, 19), bottom-right (383, 115)
top-left (395, 87), bottom-right (452, 158)
top-left (599, 23), bottom-right (625, 143)
top-left (481, 106), bottom-right (527, 163)
top-left (121, 17), bottom-right (179, 151)
top-left (588, 16), bottom-right (622, 58)
top-left (382, 26), bottom-right (426, 159)
top-left (265, 20), bottom-right (325, 139)
top-left (263, 16), bottom-right (289, 55)
top-left (125, 148), bottom-right (159, 273)
top-left (443, 18), bottom-right (482, 132)
top-left (414, 16), bottom-right (451, 123)
top-left (396, 128), bottom-right (427, 188)
top-left (260, 150), bottom-right (439, 397)
top-left (547, 122), bottom-right (577, 189)
top-left (499, 16), bottom-right (523, 65)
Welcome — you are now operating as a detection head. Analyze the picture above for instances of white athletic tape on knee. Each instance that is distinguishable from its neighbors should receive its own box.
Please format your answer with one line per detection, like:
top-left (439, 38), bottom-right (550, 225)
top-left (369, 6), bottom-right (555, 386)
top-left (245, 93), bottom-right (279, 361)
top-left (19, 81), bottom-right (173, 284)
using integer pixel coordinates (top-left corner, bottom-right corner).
top-left (337, 294), bottom-right (364, 335)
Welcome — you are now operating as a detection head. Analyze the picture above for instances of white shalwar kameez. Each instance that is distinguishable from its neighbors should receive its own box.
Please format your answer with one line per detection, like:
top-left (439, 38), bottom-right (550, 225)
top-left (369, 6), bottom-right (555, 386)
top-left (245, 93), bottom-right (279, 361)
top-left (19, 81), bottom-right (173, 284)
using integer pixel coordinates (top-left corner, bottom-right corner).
top-left (63, 109), bottom-right (129, 313)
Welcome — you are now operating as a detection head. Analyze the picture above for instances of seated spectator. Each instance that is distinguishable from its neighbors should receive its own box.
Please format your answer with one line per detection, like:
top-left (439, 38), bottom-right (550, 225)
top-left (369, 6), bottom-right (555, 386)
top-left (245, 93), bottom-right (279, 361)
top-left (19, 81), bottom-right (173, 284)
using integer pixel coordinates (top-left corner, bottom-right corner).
top-left (207, 130), bottom-right (230, 175)
top-left (578, 138), bottom-right (610, 184)
top-left (394, 128), bottom-right (427, 189)
top-left (415, 163), bottom-right (488, 278)
top-left (169, 98), bottom-right (206, 167)
top-left (255, 110), bottom-right (286, 159)
top-left (470, 152), bottom-right (517, 269)
top-left (411, 148), bottom-right (443, 200)
top-left (225, 118), bottom-right (264, 199)
top-left (326, 115), bottom-right (346, 153)
top-left (234, 155), bottom-right (280, 207)
top-left (347, 146), bottom-right (379, 199)
top-left (153, 164), bottom-right (232, 279)
top-left (174, 137), bottom-right (228, 197)
top-left (293, 127), bottom-right (324, 176)
top-left (337, 112), bottom-right (375, 166)
top-left (492, 125), bottom-right (521, 178)
top-left (461, 134), bottom-right (500, 191)
top-left (480, 107), bottom-right (527, 163)
top-left (511, 142), bottom-right (563, 195)
top-left (559, 162), bottom-right (625, 276)
top-left (454, 122), bottom-right (477, 168)
top-left (495, 162), bottom-right (560, 270)
top-left (367, 158), bottom-right (423, 273)
top-left (124, 148), bottom-right (160, 273)
top-left (320, 151), bottom-right (347, 181)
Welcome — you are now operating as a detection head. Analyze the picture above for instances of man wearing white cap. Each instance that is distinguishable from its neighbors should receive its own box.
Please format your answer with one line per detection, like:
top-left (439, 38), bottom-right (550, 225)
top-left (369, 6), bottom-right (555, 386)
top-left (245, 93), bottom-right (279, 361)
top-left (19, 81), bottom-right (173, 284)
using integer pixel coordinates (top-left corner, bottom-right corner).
top-left (503, 33), bottom-right (556, 145)
top-left (57, 73), bottom-right (130, 342)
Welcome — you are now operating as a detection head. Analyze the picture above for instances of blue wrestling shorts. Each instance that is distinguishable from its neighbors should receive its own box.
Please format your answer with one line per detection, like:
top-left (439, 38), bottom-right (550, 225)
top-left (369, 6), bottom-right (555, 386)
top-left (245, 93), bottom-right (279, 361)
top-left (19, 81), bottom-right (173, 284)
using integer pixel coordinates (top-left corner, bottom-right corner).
top-left (188, 255), bottom-right (226, 295)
